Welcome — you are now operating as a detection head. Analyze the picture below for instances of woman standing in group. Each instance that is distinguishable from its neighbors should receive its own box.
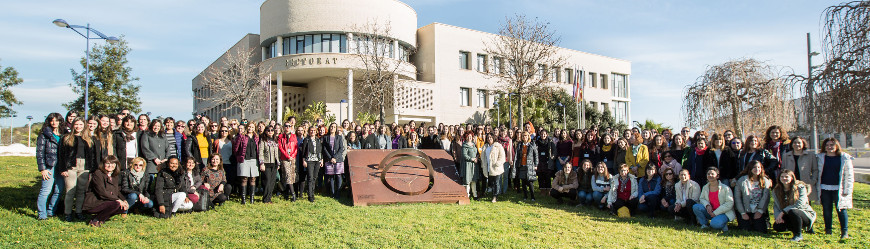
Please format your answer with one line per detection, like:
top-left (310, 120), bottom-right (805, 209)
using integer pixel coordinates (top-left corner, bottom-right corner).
top-left (577, 131), bottom-right (600, 167)
top-left (499, 129), bottom-right (514, 195)
top-left (734, 160), bottom-right (772, 233)
top-left (607, 164), bottom-right (638, 216)
top-left (515, 131), bottom-right (538, 201)
top-left (115, 116), bottom-right (140, 172)
top-left (599, 134), bottom-right (615, 172)
top-left (556, 131), bottom-right (573, 174)
top-left (614, 138), bottom-right (629, 174)
top-left (59, 118), bottom-right (101, 221)
top-left (719, 138), bottom-right (742, 187)
top-left (460, 132), bottom-right (479, 199)
top-left (773, 169), bottom-right (816, 242)
top-left (322, 123), bottom-right (346, 199)
top-left (258, 126), bottom-right (280, 203)
top-left (119, 157), bottom-right (152, 216)
top-left (764, 125), bottom-right (791, 182)
top-left (570, 131), bottom-right (584, 168)
top-left (692, 167), bottom-right (735, 231)
top-left (672, 169), bottom-right (701, 223)
top-left (683, 138), bottom-right (711, 187)
top-left (94, 115), bottom-right (116, 161)
top-left (277, 121), bottom-right (298, 201)
top-left (405, 131), bottom-right (421, 149)
top-left (140, 120), bottom-right (171, 177)
top-left (482, 133), bottom-right (505, 202)
top-left (300, 126), bottom-right (323, 202)
top-left (782, 137), bottom-right (817, 201)
top-left (233, 123), bottom-right (259, 205)
top-left (591, 162), bottom-right (612, 209)
top-left (816, 138), bottom-right (853, 239)
top-left (648, 135), bottom-right (666, 168)
top-left (625, 132), bottom-right (649, 178)
top-left (391, 126), bottom-right (406, 149)
top-left (737, 135), bottom-right (778, 187)
top-left (82, 156), bottom-right (128, 227)
top-left (214, 125), bottom-right (235, 196)
top-left (707, 134), bottom-right (729, 183)
top-left (669, 134), bottom-right (688, 163)
top-left (184, 122), bottom-right (213, 170)
top-left (35, 113), bottom-right (65, 220)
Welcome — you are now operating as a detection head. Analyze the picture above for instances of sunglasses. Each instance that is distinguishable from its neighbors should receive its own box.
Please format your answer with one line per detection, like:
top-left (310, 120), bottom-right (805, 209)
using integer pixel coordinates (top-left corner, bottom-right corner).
top-left (731, 142), bottom-right (741, 145)
top-left (220, 130), bottom-right (229, 133)
top-left (133, 163), bottom-right (144, 166)
top-left (284, 124), bottom-right (292, 127)
top-left (681, 130), bottom-right (689, 133)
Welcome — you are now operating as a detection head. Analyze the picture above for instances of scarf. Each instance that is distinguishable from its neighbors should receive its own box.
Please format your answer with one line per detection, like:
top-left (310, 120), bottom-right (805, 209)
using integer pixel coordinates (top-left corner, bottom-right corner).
top-left (695, 146), bottom-right (707, 156)
top-left (631, 145), bottom-right (641, 156)
top-left (602, 144), bottom-right (612, 152)
top-left (124, 129), bottom-right (136, 142)
top-left (131, 170), bottom-right (145, 186)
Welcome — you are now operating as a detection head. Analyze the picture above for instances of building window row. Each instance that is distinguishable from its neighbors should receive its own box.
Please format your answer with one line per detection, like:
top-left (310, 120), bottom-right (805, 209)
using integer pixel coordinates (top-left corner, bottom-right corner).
top-left (459, 87), bottom-right (491, 108)
top-left (263, 33), bottom-right (413, 63)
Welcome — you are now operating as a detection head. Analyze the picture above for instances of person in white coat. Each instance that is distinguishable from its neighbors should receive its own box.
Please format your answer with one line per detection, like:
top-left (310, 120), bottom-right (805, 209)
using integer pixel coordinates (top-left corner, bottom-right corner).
top-left (482, 133), bottom-right (505, 203)
top-left (671, 169), bottom-right (701, 223)
top-left (692, 167), bottom-right (736, 231)
top-left (816, 138), bottom-right (853, 239)
top-left (607, 164), bottom-right (638, 216)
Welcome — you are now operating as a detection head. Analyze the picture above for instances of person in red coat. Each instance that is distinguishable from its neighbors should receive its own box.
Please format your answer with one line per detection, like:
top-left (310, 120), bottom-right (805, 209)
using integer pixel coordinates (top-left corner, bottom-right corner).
top-left (83, 156), bottom-right (129, 227)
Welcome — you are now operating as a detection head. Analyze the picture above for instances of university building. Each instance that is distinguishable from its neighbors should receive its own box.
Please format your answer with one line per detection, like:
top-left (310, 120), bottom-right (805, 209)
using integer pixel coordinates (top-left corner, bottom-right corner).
top-left (193, 0), bottom-right (632, 125)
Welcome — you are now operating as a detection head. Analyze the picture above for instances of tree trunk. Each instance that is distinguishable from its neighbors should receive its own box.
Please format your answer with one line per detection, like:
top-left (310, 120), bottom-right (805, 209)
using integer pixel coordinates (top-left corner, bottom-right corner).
top-left (379, 103), bottom-right (385, 124)
top-left (240, 106), bottom-right (246, 120)
top-left (517, 94), bottom-right (525, 128)
top-left (729, 101), bottom-right (741, 138)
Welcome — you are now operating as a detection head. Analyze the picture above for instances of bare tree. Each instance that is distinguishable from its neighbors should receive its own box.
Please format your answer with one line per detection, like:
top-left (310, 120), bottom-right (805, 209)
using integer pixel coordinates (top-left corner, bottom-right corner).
top-left (803, 1), bottom-right (870, 134)
top-left (484, 14), bottom-right (567, 126)
top-left (195, 48), bottom-right (272, 120)
top-left (683, 58), bottom-right (794, 137)
top-left (349, 20), bottom-right (415, 123)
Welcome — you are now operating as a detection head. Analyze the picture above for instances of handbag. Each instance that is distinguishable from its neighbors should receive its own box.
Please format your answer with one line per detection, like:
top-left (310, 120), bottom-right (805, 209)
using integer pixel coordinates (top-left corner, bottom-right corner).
top-left (192, 186), bottom-right (210, 212)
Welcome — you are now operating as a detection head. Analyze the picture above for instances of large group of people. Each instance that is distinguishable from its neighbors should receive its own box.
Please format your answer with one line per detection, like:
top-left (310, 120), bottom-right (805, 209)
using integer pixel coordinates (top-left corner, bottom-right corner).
top-left (33, 110), bottom-right (854, 242)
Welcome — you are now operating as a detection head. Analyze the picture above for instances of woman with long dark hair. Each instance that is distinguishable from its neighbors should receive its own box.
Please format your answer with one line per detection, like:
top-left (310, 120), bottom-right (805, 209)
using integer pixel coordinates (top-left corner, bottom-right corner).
top-left (184, 122), bottom-right (213, 170)
top-left (773, 169), bottom-right (816, 242)
top-left (203, 154), bottom-right (231, 207)
top-left (233, 123), bottom-right (259, 204)
top-left (115, 116), bottom-right (140, 172)
top-left (59, 118), bottom-right (101, 222)
top-left (781, 137), bottom-right (818, 201)
top-left (258, 125), bottom-right (280, 203)
top-left (35, 112), bottom-right (65, 220)
top-left (322, 123), bottom-right (346, 199)
top-left (763, 125), bottom-right (791, 182)
top-left (734, 160), bottom-right (772, 233)
top-left (82, 156), bottom-right (128, 227)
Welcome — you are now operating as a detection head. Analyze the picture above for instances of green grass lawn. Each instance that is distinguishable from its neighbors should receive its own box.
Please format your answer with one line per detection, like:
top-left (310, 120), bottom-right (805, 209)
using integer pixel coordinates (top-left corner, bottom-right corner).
top-left (1, 156), bottom-right (866, 248)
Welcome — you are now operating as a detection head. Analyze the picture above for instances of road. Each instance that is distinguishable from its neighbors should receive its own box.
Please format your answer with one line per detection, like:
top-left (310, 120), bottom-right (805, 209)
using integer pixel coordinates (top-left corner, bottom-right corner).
top-left (853, 157), bottom-right (870, 174)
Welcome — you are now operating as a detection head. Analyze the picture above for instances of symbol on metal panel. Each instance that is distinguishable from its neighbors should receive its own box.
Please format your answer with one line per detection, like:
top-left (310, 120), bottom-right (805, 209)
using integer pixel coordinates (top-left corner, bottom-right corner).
top-left (379, 149), bottom-right (436, 196)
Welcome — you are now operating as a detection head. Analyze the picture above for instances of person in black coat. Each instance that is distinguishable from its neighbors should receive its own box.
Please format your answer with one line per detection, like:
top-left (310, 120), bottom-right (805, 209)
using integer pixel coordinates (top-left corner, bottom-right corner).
top-left (154, 157), bottom-right (183, 219)
top-left (82, 156), bottom-right (128, 227)
top-left (58, 118), bottom-right (102, 221)
top-left (535, 130), bottom-right (556, 191)
top-left (184, 122), bottom-right (214, 170)
top-left (681, 139), bottom-right (714, 186)
top-left (120, 157), bottom-right (153, 215)
top-left (419, 126), bottom-right (443, 150)
top-left (36, 113), bottom-right (64, 220)
top-left (301, 126), bottom-right (324, 202)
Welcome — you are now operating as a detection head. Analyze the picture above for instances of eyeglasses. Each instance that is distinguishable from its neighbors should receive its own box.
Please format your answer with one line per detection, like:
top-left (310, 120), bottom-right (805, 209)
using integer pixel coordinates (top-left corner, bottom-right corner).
top-left (681, 130), bottom-right (690, 133)
top-left (665, 173), bottom-right (674, 175)
top-left (220, 130), bottom-right (229, 133)
top-left (283, 124), bottom-right (292, 127)
top-left (133, 163), bottom-right (144, 166)
top-left (731, 142), bottom-right (741, 145)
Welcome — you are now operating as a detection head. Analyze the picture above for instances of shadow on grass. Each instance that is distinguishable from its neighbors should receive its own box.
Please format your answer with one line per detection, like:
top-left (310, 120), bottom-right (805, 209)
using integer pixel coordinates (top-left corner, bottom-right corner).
top-left (0, 176), bottom-right (41, 219)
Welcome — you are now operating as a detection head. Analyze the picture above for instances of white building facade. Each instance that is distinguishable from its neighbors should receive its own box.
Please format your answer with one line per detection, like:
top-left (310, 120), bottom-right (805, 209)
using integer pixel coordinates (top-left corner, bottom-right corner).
top-left (193, 0), bottom-right (631, 126)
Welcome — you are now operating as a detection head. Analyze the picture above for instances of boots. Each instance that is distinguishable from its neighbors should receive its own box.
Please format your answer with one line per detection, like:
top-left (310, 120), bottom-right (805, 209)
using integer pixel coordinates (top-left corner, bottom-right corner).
top-left (240, 185), bottom-right (247, 205)
top-left (287, 184), bottom-right (296, 202)
top-left (248, 185), bottom-right (256, 204)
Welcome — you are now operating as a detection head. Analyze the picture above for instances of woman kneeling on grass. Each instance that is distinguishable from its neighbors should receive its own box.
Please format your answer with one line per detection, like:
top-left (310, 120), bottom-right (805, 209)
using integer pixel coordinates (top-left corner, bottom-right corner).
top-left (773, 169), bottom-right (816, 242)
top-left (670, 169), bottom-right (700, 224)
top-left (607, 164), bottom-right (638, 216)
top-left (154, 157), bottom-right (188, 218)
top-left (692, 167), bottom-right (735, 231)
top-left (734, 160), bottom-right (772, 233)
top-left (83, 156), bottom-right (128, 227)
top-left (203, 154), bottom-right (232, 207)
top-left (591, 162), bottom-right (611, 209)
top-left (120, 157), bottom-right (152, 217)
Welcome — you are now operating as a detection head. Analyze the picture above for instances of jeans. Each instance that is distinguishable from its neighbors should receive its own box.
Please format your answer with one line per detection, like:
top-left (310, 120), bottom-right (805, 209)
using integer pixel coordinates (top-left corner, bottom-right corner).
top-left (820, 189), bottom-right (848, 232)
top-left (577, 190), bottom-right (593, 205)
top-left (550, 189), bottom-right (577, 202)
top-left (592, 191), bottom-right (607, 208)
top-left (637, 195), bottom-right (661, 217)
top-left (37, 169), bottom-right (64, 219)
top-left (327, 174), bottom-right (343, 198)
top-left (500, 163), bottom-right (512, 194)
top-left (736, 212), bottom-right (770, 233)
top-left (124, 193), bottom-right (154, 214)
top-left (693, 203), bottom-right (729, 230)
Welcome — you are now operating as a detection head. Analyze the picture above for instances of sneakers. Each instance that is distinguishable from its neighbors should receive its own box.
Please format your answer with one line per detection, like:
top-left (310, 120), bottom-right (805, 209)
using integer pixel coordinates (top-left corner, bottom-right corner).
top-left (674, 216), bottom-right (684, 221)
top-left (805, 227), bottom-right (815, 234)
top-left (841, 230), bottom-right (849, 239)
top-left (791, 235), bottom-right (803, 242)
top-left (722, 226), bottom-right (728, 232)
top-left (700, 225), bottom-right (709, 229)
top-left (87, 219), bottom-right (102, 227)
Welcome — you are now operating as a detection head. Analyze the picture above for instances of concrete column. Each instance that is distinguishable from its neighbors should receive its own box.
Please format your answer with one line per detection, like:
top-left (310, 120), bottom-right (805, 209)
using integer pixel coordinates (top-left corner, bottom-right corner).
top-left (392, 40), bottom-right (398, 59)
top-left (347, 33), bottom-right (355, 53)
top-left (261, 46), bottom-right (266, 61)
top-left (347, 69), bottom-right (354, 121)
top-left (277, 36), bottom-right (283, 56)
top-left (276, 72), bottom-right (283, 122)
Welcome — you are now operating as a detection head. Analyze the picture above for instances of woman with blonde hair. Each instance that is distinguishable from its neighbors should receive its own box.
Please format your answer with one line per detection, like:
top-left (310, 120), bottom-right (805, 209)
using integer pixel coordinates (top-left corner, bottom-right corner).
top-left (773, 169), bottom-right (816, 242)
top-left (59, 118), bottom-right (101, 221)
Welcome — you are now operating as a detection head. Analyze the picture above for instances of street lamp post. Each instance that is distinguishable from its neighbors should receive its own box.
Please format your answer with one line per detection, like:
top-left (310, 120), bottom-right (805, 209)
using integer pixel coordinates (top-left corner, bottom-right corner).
top-left (10, 113), bottom-right (16, 145)
top-left (53, 19), bottom-right (119, 120)
top-left (26, 116), bottom-right (33, 147)
top-left (806, 33), bottom-right (820, 151)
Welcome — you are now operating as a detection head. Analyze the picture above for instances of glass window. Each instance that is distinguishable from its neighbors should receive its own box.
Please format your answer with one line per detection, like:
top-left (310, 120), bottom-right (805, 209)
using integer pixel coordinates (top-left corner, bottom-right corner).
top-left (492, 57), bottom-right (502, 74)
top-left (564, 68), bottom-right (572, 84)
top-left (551, 67), bottom-right (559, 82)
top-left (283, 38), bottom-right (290, 55)
top-left (304, 35), bottom-right (313, 53)
top-left (339, 34), bottom-right (347, 53)
top-left (312, 34), bottom-right (322, 53)
top-left (599, 74), bottom-right (607, 89)
top-left (589, 72), bottom-right (597, 88)
top-left (295, 36), bottom-right (304, 54)
top-left (460, 88), bottom-right (470, 106)
top-left (459, 51), bottom-right (470, 69)
top-left (476, 54), bottom-right (487, 72)
top-left (613, 74), bottom-right (628, 98)
top-left (321, 34), bottom-right (331, 52)
top-left (330, 34), bottom-right (340, 53)
top-left (477, 89), bottom-right (488, 107)
top-left (271, 42), bottom-right (277, 58)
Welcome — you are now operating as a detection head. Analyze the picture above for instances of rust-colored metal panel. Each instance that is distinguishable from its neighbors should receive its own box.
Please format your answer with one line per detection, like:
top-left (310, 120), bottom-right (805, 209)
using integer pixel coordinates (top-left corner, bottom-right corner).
top-left (348, 149), bottom-right (470, 206)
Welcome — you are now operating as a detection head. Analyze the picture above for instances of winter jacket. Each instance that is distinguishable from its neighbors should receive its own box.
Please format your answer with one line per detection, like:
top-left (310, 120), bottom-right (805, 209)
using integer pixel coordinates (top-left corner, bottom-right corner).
top-left (184, 133), bottom-right (214, 168)
top-left (36, 128), bottom-right (61, 172)
top-left (514, 142), bottom-right (539, 181)
top-left (140, 132), bottom-right (171, 174)
top-left (120, 169), bottom-right (152, 198)
top-left (551, 169), bottom-right (579, 192)
top-left (625, 145), bottom-right (649, 177)
top-left (232, 134), bottom-right (259, 163)
top-left (699, 182), bottom-right (736, 221)
top-left (734, 175), bottom-right (772, 215)
top-left (782, 150), bottom-right (818, 187)
top-left (816, 153), bottom-right (854, 209)
top-left (276, 133), bottom-right (298, 161)
top-left (259, 139), bottom-right (281, 165)
top-left (58, 135), bottom-right (102, 172)
top-left (83, 169), bottom-right (124, 211)
top-left (607, 174), bottom-right (638, 205)
top-left (674, 180), bottom-right (701, 207)
top-left (483, 143), bottom-right (506, 177)
top-left (772, 183), bottom-right (816, 227)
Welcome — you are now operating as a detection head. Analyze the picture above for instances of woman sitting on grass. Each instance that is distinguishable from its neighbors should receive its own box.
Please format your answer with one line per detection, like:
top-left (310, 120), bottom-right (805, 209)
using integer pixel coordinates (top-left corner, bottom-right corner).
top-left (734, 160), bottom-right (772, 233)
top-left (119, 157), bottom-right (152, 216)
top-left (575, 159), bottom-right (595, 206)
top-left (636, 165), bottom-right (662, 218)
top-left (671, 169), bottom-right (700, 223)
top-left (203, 154), bottom-right (232, 207)
top-left (773, 169), bottom-right (816, 242)
top-left (591, 162), bottom-right (611, 209)
top-left (692, 167), bottom-right (735, 231)
top-left (658, 168), bottom-right (677, 219)
top-left (154, 157), bottom-right (185, 218)
top-left (607, 164), bottom-right (638, 216)
top-left (82, 156), bottom-right (128, 227)
top-left (550, 162), bottom-right (578, 204)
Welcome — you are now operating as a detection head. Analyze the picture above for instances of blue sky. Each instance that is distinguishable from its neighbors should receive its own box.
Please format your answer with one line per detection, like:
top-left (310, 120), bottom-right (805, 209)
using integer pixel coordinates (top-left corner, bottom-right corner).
top-left (0, 0), bottom-right (833, 129)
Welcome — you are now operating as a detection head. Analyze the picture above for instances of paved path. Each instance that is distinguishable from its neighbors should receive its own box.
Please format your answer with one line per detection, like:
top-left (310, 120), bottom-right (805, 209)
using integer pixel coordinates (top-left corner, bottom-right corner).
top-left (853, 157), bottom-right (870, 174)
